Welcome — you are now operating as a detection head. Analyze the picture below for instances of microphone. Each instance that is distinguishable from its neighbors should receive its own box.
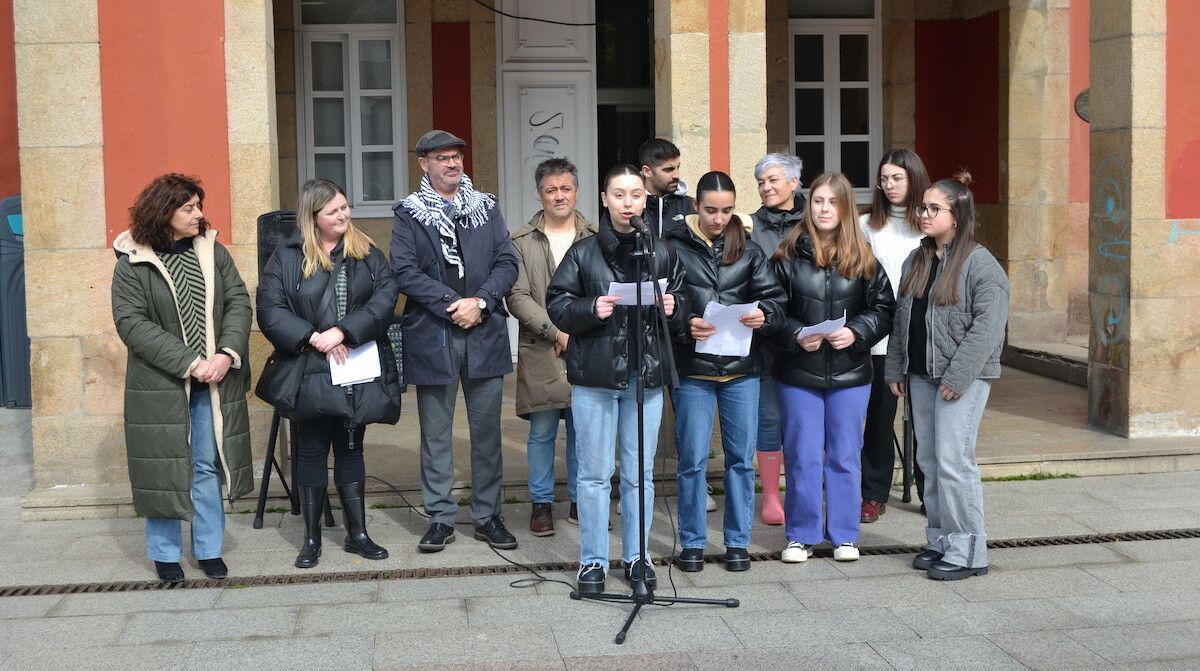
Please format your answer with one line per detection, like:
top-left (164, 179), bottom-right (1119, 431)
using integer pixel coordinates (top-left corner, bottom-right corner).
top-left (628, 215), bottom-right (649, 234)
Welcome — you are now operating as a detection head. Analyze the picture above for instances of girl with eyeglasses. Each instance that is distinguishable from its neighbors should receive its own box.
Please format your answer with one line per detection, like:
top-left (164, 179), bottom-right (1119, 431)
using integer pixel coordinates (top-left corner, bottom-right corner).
top-left (885, 171), bottom-right (1010, 581)
top-left (771, 172), bottom-right (895, 565)
top-left (857, 149), bottom-right (931, 524)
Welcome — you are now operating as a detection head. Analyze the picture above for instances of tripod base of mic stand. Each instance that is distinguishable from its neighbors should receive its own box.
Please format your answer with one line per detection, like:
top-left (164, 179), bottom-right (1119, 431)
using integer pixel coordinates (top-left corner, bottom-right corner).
top-left (570, 580), bottom-right (739, 644)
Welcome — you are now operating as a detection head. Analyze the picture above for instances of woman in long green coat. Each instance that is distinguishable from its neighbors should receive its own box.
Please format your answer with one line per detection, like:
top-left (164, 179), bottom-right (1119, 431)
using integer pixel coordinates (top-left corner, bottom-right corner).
top-left (111, 173), bottom-right (254, 583)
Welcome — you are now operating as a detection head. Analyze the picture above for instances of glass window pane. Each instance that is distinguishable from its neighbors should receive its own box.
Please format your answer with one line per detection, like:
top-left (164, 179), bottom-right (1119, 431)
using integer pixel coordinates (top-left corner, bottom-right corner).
top-left (359, 40), bottom-right (391, 90)
top-left (362, 152), bottom-right (395, 201)
top-left (793, 89), bottom-right (824, 135)
top-left (311, 42), bottom-right (344, 92)
top-left (793, 35), bottom-right (823, 82)
top-left (315, 154), bottom-right (347, 190)
top-left (841, 142), bottom-right (871, 188)
top-left (313, 98), bottom-right (345, 147)
top-left (840, 88), bottom-right (870, 135)
top-left (789, 0), bottom-right (873, 18)
top-left (361, 96), bottom-right (393, 145)
top-left (302, 0), bottom-right (396, 24)
top-left (840, 34), bottom-right (869, 82)
top-left (794, 141), bottom-right (824, 188)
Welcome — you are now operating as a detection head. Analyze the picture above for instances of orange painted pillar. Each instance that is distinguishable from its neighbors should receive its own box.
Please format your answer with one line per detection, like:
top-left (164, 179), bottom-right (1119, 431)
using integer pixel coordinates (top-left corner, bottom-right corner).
top-left (1166, 0), bottom-right (1200, 220)
top-left (708, 0), bottom-right (730, 174)
top-left (98, 0), bottom-right (232, 244)
top-left (0, 1), bottom-right (19, 199)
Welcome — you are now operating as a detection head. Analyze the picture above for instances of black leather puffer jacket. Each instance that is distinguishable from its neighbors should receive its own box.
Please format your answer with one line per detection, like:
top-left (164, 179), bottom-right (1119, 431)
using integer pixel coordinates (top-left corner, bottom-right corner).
top-left (546, 211), bottom-right (688, 390)
top-left (771, 232), bottom-right (895, 389)
top-left (665, 215), bottom-right (786, 378)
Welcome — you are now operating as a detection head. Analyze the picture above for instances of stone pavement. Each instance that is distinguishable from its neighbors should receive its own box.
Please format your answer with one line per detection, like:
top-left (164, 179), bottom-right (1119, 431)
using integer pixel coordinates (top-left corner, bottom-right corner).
top-left (0, 469), bottom-right (1199, 669)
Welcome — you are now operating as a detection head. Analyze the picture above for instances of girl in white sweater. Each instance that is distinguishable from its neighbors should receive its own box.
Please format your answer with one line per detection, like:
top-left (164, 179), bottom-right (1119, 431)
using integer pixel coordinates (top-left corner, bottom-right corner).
top-left (857, 148), bottom-right (930, 523)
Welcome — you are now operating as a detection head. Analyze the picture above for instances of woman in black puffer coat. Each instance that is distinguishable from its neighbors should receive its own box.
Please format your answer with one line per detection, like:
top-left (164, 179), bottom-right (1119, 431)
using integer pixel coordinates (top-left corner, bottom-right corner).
top-left (771, 171), bottom-right (894, 567)
top-left (546, 164), bottom-right (687, 596)
top-left (257, 178), bottom-right (401, 569)
top-left (663, 171), bottom-right (785, 573)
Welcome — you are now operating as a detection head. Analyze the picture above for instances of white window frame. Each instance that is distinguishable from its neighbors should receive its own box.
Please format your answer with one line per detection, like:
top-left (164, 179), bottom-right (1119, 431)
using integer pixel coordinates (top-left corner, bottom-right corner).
top-left (788, 9), bottom-right (882, 204)
top-left (295, 1), bottom-right (407, 218)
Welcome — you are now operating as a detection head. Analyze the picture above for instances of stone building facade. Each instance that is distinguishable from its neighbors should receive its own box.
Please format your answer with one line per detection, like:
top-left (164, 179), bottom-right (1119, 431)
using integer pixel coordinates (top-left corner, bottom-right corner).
top-left (1, 0), bottom-right (1197, 516)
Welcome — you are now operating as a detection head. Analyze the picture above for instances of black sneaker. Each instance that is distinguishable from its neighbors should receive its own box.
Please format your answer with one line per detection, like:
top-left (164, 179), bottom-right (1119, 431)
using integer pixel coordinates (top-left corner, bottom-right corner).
top-left (623, 558), bottom-right (657, 590)
top-left (577, 563), bottom-right (605, 594)
top-left (724, 547), bottom-right (751, 572)
top-left (198, 557), bottom-right (228, 579)
top-left (474, 515), bottom-right (518, 550)
top-left (676, 547), bottom-right (705, 572)
top-left (154, 561), bottom-right (184, 583)
top-left (418, 522), bottom-right (456, 553)
top-left (912, 549), bottom-right (944, 570)
top-left (567, 502), bottom-right (579, 525)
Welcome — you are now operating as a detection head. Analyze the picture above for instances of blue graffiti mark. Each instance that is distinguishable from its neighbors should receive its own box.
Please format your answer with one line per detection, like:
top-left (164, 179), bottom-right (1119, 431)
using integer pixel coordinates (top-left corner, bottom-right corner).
top-left (1167, 220), bottom-right (1200, 244)
top-left (1106, 197), bottom-right (1116, 217)
top-left (1097, 239), bottom-right (1130, 261)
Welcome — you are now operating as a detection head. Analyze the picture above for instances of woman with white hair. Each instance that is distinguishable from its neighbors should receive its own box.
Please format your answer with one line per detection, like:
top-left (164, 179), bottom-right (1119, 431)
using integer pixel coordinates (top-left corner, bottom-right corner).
top-left (747, 152), bottom-right (806, 526)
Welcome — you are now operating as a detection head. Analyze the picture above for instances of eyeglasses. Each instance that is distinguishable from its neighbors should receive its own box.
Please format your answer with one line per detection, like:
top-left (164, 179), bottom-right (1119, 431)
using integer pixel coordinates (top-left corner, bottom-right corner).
top-left (878, 174), bottom-right (907, 187)
top-left (426, 151), bottom-right (464, 165)
top-left (915, 203), bottom-right (949, 218)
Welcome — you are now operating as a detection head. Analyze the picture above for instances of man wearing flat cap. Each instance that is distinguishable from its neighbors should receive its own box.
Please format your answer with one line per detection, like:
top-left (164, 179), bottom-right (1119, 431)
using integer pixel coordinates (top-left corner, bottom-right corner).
top-left (391, 129), bottom-right (519, 553)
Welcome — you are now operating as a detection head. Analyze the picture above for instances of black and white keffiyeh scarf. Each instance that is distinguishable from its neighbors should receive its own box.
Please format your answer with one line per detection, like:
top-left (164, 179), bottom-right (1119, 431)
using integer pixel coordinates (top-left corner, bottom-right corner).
top-left (400, 174), bottom-right (495, 279)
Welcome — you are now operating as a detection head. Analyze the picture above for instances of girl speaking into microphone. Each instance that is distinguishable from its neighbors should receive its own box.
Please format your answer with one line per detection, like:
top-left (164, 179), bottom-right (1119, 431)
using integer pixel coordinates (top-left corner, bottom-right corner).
top-left (547, 164), bottom-right (688, 596)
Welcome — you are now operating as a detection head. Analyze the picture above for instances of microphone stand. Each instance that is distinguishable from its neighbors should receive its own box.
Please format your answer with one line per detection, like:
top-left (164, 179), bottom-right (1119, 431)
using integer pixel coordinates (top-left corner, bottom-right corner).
top-left (570, 222), bottom-right (738, 644)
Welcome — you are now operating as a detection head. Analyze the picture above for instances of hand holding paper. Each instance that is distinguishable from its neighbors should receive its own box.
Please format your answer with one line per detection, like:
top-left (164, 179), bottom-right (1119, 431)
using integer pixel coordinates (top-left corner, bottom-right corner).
top-left (694, 301), bottom-right (759, 357)
top-left (329, 341), bottom-right (382, 387)
top-left (606, 279), bottom-right (668, 305)
top-left (795, 310), bottom-right (847, 342)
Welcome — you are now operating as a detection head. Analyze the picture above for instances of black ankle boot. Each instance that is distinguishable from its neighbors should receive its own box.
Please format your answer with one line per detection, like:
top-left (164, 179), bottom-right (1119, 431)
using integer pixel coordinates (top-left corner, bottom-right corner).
top-left (338, 481), bottom-right (388, 560)
top-left (295, 486), bottom-right (325, 569)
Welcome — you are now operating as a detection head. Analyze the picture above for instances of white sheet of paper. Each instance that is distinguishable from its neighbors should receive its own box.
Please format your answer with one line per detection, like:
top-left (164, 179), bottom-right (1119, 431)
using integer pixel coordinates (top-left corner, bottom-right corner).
top-left (329, 341), bottom-right (382, 387)
top-left (695, 301), bottom-right (759, 357)
top-left (796, 310), bottom-right (848, 341)
top-left (606, 278), bottom-right (668, 305)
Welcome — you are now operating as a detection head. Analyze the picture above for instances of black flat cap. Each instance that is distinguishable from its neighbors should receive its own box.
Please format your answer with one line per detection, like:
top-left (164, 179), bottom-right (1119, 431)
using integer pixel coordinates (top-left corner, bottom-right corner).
top-left (413, 129), bottom-right (466, 156)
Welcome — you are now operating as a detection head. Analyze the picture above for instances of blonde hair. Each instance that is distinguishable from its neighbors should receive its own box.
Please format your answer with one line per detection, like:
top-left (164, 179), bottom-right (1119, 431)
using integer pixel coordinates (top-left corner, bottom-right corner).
top-left (773, 172), bottom-right (876, 280)
top-left (297, 178), bottom-right (374, 278)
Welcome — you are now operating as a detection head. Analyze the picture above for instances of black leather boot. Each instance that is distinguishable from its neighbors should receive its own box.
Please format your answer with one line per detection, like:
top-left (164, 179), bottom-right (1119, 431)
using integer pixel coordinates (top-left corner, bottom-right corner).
top-left (338, 481), bottom-right (388, 560)
top-left (295, 486), bottom-right (325, 569)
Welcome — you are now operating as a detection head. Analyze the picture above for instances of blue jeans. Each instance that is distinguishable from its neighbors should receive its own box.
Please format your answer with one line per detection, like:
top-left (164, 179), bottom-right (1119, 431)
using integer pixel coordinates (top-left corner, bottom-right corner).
top-left (674, 375), bottom-right (759, 549)
top-left (146, 386), bottom-right (225, 562)
top-left (572, 377), bottom-right (663, 569)
top-left (757, 375), bottom-right (782, 452)
top-left (778, 382), bottom-right (871, 546)
top-left (526, 408), bottom-right (578, 503)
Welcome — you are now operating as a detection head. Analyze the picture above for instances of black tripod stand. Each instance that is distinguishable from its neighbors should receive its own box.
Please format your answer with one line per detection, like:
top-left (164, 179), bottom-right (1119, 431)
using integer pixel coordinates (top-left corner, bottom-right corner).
top-left (569, 221), bottom-right (738, 644)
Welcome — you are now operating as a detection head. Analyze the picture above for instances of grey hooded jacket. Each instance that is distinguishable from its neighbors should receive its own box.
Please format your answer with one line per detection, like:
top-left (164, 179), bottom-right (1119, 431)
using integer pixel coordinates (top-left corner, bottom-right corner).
top-left (884, 240), bottom-right (1010, 395)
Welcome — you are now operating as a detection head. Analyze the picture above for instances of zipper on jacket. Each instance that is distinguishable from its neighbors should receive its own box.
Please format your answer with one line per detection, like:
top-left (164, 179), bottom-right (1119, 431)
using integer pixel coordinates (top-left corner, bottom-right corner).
top-left (825, 266), bottom-right (833, 385)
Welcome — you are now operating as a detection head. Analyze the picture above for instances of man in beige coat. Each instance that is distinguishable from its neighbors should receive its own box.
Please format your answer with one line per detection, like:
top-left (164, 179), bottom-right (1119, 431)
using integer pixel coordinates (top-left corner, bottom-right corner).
top-left (507, 157), bottom-right (596, 536)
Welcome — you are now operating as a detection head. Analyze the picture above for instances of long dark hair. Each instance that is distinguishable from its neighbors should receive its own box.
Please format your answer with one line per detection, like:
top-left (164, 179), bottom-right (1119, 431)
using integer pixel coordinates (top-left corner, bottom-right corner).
top-left (899, 171), bottom-right (978, 305)
top-left (774, 172), bottom-right (876, 280)
top-left (867, 148), bottom-right (929, 233)
top-left (694, 171), bottom-right (746, 266)
top-left (129, 173), bottom-right (208, 252)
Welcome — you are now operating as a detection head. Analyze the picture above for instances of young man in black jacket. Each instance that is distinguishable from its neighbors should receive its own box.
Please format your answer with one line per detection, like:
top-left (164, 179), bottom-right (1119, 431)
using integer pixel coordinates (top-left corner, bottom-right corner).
top-left (639, 138), bottom-right (696, 238)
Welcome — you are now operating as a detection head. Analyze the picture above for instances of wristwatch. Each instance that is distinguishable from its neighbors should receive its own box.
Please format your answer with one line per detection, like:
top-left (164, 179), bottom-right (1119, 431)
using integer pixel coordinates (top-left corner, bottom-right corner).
top-left (477, 297), bottom-right (487, 311)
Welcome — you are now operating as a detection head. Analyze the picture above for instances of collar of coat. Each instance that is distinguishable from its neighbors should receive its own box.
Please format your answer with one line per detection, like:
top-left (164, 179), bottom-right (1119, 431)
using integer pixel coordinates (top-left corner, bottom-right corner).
top-left (512, 209), bottom-right (596, 241)
top-left (754, 203), bottom-right (806, 231)
top-left (677, 213), bottom-right (753, 250)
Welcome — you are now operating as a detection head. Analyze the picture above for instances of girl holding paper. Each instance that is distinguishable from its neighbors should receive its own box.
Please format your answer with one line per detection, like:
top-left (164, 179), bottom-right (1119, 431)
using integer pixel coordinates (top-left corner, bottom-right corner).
top-left (663, 171), bottom-right (785, 572)
top-left (771, 172), bottom-right (895, 564)
top-left (546, 164), bottom-right (688, 595)
top-left (257, 178), bottom-right (401, 569)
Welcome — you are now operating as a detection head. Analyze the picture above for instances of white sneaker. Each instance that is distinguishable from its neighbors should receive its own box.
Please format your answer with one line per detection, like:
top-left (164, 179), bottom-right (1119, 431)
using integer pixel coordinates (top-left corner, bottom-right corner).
top-left (781, 541), bottom-right (811, 563)
top-left (706, 485), bottom-right (718, 512)
top-left (833, 543), bottom-right (860, 562)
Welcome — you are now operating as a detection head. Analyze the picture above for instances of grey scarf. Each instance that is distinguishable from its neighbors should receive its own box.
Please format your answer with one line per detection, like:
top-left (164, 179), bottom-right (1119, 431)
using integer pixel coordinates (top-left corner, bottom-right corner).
top-left (399, 174), bottom-right (495, 279)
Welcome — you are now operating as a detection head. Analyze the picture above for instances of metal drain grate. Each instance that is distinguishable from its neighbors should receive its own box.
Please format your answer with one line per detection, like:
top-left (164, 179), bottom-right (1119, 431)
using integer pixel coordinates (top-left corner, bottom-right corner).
top-left (2, 528), bottom-right (1198, 598)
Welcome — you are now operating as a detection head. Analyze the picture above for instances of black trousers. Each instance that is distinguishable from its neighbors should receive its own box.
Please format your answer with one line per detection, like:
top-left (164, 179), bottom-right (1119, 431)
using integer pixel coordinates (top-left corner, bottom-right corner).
top-left (295, 416), bottom-right (367, 488)
top-left (862, 355), bottom-right (925, 503)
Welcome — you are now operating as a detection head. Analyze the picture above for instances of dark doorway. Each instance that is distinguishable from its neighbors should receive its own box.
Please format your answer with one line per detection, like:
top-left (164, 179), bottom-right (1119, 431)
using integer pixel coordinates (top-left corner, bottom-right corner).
top-left (595, 0), bottom-right (654, 180)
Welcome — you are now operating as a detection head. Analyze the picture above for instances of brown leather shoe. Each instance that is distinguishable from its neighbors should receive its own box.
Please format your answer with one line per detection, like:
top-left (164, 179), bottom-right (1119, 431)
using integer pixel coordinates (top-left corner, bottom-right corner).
top-left (860, 500), bottom-right (886, 524)
top-left (530, 502), bottom-right (555, 537)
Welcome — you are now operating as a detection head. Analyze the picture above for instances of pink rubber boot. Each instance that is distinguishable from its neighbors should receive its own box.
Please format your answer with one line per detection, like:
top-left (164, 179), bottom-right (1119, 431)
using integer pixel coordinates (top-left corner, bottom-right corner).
top-left (758, 451), bottom-right (784, 525)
